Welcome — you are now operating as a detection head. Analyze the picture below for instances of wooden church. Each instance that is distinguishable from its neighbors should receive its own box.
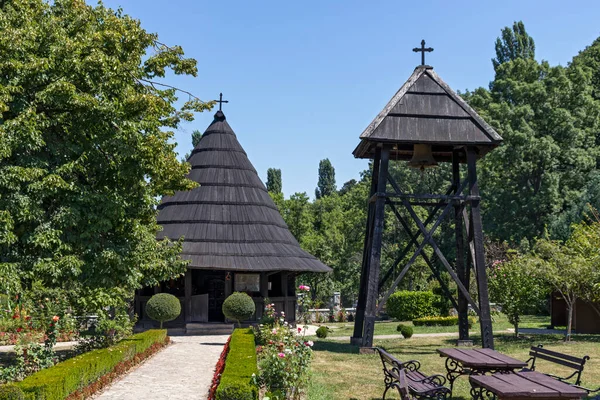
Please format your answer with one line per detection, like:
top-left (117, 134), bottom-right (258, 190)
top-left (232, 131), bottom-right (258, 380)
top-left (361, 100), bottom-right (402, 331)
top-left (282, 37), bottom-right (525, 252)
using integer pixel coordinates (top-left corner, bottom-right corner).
top-left (135, 109), bottom-right (330, 329)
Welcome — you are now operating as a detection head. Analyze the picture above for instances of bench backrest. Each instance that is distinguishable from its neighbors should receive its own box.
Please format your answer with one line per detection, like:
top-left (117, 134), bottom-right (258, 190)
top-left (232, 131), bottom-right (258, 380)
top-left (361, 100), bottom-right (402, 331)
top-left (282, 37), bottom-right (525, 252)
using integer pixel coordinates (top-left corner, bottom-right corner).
top-left (376, 347), bottom-right (403, 378)
top-left (398, 369), bottom-right (412, 400)
top-left (529, 344), bottom-right (590, 385)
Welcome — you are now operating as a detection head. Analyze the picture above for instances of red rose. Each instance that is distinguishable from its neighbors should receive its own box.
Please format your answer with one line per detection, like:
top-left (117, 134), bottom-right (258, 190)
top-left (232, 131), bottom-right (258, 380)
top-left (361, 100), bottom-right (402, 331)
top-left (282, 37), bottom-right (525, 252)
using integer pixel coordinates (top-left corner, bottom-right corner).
top-left (16, 327), bottom-right (22, 333)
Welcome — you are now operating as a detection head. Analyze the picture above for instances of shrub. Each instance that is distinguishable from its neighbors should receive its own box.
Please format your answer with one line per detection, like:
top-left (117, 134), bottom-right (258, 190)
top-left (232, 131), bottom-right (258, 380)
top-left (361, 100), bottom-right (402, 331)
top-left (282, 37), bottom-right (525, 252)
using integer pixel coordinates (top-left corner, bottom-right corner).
top-left (347, 313), bottom-right (354, 323)
top-left (396, 323), bottom-right (405, 332)
top-left (399, 325), bottom-right (413, 339)
top-left (413, 316), bottom-right (477, 328)
top-left (17, 330), bottom-right (167, 399)
top-left (336, 309), bottom-right (346, 323)
top-left (254, 315), bottom-right (314, 398)
top-left (386, 291), bottom-right (437, 321)
top-left (0, 384), bottom-right (25, 399)
top-left (216, 329), bottom-right (258, 400)
top-left (222, 293), bottom-right (256, 327)
top-left (316, 326), bottom-right (328, 339)
top-left (146, 293), bottom-right (181, 328)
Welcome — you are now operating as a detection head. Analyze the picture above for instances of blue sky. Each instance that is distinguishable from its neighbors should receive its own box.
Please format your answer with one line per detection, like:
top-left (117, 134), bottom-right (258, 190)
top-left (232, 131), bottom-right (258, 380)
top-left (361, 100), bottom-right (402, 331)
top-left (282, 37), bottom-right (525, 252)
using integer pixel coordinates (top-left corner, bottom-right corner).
top-left (97, 0), bottom-right (600, 197)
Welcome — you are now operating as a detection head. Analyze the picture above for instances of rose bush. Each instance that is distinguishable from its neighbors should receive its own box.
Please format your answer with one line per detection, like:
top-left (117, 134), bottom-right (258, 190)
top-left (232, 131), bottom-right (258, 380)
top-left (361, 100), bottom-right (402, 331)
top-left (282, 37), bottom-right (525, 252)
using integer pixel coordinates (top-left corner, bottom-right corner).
top-left (254, 299), bottom-right (313, 400)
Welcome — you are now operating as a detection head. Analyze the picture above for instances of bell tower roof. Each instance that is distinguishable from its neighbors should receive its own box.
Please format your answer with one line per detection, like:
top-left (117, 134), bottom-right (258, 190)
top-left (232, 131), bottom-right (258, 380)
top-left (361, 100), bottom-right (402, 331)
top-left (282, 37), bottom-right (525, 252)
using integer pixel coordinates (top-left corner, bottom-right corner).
top-left (353, 65), bottom-right (502, 162)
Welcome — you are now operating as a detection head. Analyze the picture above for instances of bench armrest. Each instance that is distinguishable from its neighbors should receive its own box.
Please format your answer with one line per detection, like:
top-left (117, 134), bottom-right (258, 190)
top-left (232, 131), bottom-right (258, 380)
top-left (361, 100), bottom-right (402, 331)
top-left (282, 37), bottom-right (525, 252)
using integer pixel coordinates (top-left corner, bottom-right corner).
top-left (407, 373), bottom-right (447, 386)
top-left (572, 385), bottom-right (600, 394)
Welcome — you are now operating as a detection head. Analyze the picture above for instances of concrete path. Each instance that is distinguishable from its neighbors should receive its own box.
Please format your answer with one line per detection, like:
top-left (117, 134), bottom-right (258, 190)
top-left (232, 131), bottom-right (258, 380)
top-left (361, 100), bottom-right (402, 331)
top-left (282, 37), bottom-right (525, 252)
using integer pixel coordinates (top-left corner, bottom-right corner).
top-left (96, 335), bottom-right (229, 400)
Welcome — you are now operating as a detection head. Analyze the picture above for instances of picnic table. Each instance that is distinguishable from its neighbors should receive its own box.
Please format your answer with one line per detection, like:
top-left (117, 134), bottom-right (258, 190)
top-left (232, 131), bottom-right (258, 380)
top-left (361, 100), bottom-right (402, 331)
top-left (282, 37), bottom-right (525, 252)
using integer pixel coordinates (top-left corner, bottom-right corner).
top-left (437, 348), bottom-right (528, 391)
top-left (470, 371), bottom-right (588, 400)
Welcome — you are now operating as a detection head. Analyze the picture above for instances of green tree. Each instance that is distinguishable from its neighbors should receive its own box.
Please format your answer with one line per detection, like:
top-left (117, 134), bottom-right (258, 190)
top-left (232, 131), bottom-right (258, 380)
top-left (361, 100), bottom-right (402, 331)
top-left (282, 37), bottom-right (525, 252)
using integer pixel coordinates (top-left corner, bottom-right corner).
top-left (0, 0), bottom-right (212, 310)
top-left (534, 218), bottom-right (600, 340)
top-left (315, 159), bottom-right (336, 199)
top-left (465, 23), bottom-right (600, 243)
top-left (571, 37), bottom-right (600, 100)
top-left (183, 129), bottom-right (203, 160)
top-left (488, 256), bottom-right (548, 336)
top-left (266, 168), bottom-right (282, 194)
top-left (492, 21), bottom-right (535, 71)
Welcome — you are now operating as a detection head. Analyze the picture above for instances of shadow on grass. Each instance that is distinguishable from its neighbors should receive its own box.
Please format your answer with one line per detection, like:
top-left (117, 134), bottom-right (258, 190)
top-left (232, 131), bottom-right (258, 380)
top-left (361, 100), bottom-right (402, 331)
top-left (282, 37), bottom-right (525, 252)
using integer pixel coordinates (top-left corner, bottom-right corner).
top-left (312, 340), bottom-right (360, 354)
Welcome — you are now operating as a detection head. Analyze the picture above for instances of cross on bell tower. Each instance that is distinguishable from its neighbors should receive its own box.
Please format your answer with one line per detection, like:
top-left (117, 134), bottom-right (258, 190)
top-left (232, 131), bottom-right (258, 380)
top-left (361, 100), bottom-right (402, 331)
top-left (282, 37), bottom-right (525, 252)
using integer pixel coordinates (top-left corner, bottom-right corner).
top-left (214, 93), bottom-right (229, 111)
top-left (412, 40), bottom-right (434, 66)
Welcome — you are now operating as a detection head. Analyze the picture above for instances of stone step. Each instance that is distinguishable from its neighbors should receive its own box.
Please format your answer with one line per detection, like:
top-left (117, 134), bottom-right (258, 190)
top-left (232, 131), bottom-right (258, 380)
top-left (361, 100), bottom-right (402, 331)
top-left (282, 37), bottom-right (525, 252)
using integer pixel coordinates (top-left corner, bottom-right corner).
top-left (185, 323), bottom-right (234, 336)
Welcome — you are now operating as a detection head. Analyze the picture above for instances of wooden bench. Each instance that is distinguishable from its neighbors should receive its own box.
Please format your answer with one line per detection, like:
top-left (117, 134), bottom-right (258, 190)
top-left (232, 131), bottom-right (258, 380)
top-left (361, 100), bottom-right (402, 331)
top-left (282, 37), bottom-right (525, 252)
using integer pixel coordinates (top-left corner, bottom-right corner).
top-left (375, 348), bottom-right (451, 400)
top-left (525, 344), bottom-right (590, 387)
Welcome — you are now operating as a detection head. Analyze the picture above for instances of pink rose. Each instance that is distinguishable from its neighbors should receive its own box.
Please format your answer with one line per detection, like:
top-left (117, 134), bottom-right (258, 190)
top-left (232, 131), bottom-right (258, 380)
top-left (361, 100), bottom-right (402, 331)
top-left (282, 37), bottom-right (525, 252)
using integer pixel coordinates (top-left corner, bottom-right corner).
top-left (278, 352), bottom-right (285, 358)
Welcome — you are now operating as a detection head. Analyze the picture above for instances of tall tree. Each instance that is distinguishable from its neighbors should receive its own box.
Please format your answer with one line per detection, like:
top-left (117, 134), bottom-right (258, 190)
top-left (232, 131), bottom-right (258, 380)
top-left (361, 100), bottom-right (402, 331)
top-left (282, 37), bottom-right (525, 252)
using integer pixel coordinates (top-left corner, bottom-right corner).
top-left (183, 129), bottom-right (203, 160)
top-left (464, 23), bottom-right (600, 243)
top-left (315, 159), bottom-right (336, 199)
top-left (492, 21), bottom-right (535, 71)
top-left (266, 168), bottom-right (282, 194)
top-left (0, 0), bottom-right (212, 309)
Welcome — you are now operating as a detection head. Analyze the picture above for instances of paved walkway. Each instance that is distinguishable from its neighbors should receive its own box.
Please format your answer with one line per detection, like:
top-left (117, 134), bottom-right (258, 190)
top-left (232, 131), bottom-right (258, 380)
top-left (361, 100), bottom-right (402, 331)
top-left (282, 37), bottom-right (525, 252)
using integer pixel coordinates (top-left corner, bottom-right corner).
top-left (327, 329), bottom-right (513, 341)
top-left (96, 335), bottom-right (229, 400)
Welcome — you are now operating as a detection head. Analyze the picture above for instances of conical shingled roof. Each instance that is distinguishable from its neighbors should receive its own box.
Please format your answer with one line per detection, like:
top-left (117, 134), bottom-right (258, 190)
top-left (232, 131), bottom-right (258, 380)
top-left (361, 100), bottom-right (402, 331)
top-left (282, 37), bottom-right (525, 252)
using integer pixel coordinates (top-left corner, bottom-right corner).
top-left (157, 111), bottom-right (331, 273)
top-left (353, 65), bottom-right (502, 161)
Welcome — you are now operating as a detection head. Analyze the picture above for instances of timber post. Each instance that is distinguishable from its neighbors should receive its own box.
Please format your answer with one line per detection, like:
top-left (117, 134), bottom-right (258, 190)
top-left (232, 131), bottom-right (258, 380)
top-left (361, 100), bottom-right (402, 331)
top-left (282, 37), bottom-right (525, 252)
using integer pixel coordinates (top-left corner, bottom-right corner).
top-left (467, 147), bottom-right (494, 349)
top-left (362, 145), bottom-right (390, 348)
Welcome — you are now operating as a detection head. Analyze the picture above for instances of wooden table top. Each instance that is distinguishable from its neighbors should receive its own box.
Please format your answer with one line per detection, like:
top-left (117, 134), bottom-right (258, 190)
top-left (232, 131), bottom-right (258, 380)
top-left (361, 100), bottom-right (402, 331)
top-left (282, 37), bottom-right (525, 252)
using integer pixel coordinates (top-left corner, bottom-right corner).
top-left (437, 348), bottom-right (529, 369)
top-left (470, 371), bottom-right (588, 399)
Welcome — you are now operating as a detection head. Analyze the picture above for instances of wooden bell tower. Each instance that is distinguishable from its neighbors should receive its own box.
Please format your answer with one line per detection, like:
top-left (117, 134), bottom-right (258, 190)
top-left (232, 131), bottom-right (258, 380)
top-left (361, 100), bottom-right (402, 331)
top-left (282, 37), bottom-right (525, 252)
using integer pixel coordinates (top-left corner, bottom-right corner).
top-left (351, 56), bottom-right (502, 349)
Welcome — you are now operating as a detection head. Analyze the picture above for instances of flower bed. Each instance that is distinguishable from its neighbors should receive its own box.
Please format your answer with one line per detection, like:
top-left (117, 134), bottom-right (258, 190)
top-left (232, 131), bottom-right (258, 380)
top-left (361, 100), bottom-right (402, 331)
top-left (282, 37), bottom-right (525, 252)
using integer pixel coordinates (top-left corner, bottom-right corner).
top-left (208, 335), bottom-right (231, 400)
top-left (11, 329), bottom-right (168, 399)
top-left (215, 329), bottom-right (258, 400)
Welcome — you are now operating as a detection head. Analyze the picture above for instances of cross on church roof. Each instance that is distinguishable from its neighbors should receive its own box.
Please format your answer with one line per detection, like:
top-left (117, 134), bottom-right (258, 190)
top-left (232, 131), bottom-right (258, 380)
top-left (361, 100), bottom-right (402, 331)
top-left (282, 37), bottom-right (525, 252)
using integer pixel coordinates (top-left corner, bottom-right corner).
top-left (214, 93), bottom-right (229, 111)
top-left (412, 40), bottom-right (434, 66)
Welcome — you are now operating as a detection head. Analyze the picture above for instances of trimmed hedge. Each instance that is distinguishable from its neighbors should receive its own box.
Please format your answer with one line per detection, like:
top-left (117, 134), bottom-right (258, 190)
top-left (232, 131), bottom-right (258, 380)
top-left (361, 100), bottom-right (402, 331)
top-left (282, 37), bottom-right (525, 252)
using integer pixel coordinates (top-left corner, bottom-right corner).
top-left (386, 291), bottom-right (438, 321)
top-left (413, 316), bottom-right (477, 328)
top-left (316, 326), bottom-right (328, 339)
top-left (215, 328), bottom-right (258, 400)
top-left (0, 384), bottom-right (25, 399)
top-left (16, 330), bottom-right (167, 400)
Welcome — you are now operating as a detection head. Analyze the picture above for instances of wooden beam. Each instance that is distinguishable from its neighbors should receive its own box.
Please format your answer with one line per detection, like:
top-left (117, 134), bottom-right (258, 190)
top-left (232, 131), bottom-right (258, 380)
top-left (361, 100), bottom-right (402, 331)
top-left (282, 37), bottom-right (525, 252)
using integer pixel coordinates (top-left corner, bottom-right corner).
top-left (387, 176), bottom-right (481, 314)
top-left (184, 270), bottom-right (192, 323)
top-left (467, 147), bottom-right (494, 349)
top-left (453, 149), bottom-right (469, 341)
top-left (362, 145), bottom-right (390, 347)
top-left (353, 147), bottom-right (381, 344)
top-left (387, 201), bottom-right (459, 311)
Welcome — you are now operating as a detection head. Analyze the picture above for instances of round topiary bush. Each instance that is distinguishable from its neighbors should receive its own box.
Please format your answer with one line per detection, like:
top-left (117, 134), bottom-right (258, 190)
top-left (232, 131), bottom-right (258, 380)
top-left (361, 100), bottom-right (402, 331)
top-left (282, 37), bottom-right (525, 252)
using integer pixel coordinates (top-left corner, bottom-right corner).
top-left (146, 293), bottom-right (181, 328)
top-left (0, 384), bottom-right (25, 400)
top-left (400, 325), bottom-right (413, 339)
top-left (396, 323), bottom-right (405, 332)
top-left (222, 292), bottom-right (256, 326)
top-left (316, 326), bottom-right (328, 339)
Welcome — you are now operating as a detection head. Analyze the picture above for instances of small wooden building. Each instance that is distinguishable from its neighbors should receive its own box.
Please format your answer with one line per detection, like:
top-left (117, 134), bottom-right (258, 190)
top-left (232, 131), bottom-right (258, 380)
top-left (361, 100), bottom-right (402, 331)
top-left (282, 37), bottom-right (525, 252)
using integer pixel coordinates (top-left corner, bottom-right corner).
top-left (550, 294), bottom-right (600, 334)
top-left (136, 110), bottom-right (331, 327)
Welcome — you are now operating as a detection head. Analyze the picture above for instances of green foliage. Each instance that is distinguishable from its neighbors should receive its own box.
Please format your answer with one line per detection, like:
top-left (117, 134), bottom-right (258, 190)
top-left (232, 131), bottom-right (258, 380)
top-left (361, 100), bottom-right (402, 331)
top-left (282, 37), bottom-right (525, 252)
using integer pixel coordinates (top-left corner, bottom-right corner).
top-left (0, 384), bottom-right (25, 399)
top-left (465, 22), bottom-right (600, 243)
top-left (0, 0), bottom-right (211, 312)
top-left (266, 168), bottom-right (282, 194)
top-left (492, 21), bottom-right (535, 70)
top-left (386, 291), bottom-right (438, 321)
top-left (76, 310), bottom-right (136, 351)
top-left (399, 325), bottom-right (413, 339)
top-left (222, 293), bottom-right (255, 326)
top-left (216, 329), bottom-right (258, 400)
top-left (488, 257), bottom-right (548, 336)
top-left (183, 129), bottom-right (204, 160)
top-left (16, 330), bottom-right (166, 399)
top-left (532, 216), bottom-right (600, 339)
top-left (413, 316), bottom-right (476, 328)
top-left (315, 159), bottom-right (336, 199)
top-left (255, 319), bottom-right (313, 399)
top-left (145, 293), bottom-right (181, 328)
top-left (315, 326), bottom-right (328, 339)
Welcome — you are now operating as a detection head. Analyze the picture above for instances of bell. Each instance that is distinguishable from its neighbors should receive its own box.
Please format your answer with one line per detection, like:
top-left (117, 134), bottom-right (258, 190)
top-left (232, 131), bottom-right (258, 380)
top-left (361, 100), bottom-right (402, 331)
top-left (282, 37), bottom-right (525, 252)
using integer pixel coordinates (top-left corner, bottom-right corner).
top-left (407, 144), bottom-right (438, 170)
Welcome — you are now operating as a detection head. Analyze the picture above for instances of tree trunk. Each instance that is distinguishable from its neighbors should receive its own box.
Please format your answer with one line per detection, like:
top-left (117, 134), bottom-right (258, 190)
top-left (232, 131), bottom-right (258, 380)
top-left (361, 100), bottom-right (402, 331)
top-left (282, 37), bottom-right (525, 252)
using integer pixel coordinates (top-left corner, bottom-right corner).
top-left (566, 298), bottom-right (575, 341)
top-left (160, 320), bottom-right (163, 329)
top-left (515, 321), bottom-right (519, 338)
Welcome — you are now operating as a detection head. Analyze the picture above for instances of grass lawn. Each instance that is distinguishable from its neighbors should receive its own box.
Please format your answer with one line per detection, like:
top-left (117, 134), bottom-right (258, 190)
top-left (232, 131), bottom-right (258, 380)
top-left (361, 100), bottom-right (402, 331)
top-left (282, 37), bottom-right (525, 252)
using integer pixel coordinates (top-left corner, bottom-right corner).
top-left (307, 332), bottom-right (600, 400)
top-left (317, 314), bottom-right (551, 337)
